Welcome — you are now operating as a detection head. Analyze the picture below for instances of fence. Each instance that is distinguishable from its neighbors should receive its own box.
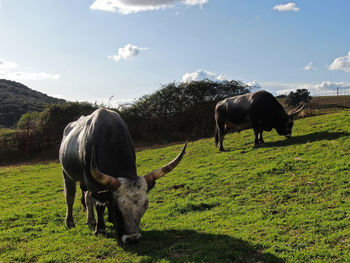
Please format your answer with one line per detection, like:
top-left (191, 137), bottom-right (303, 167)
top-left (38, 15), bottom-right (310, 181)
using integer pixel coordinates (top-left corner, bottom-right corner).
top-left (280, 87), bottom-right (350, 110)
top-left (310, 92), bottom-right (350, 110)
top-left (0, 131), bottom-right (60, 164)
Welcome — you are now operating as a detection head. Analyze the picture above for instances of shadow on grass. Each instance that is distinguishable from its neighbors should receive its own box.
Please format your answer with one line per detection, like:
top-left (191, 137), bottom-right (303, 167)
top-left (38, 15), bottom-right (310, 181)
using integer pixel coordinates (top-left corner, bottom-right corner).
top-left (125, 229), bottom-right (284, 263)
top-left (262, 131), bottom-right (350, 148)
top-left (217, 131), bottom-right (350, 152)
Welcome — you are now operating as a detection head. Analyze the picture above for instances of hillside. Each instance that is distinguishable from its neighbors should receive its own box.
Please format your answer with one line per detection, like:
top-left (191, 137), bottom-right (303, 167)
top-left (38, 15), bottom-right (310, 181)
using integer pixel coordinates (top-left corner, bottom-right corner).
top-left (0, 111), bottom-right (349, 262)
top-left (0, 79), bottom-right (65, 128)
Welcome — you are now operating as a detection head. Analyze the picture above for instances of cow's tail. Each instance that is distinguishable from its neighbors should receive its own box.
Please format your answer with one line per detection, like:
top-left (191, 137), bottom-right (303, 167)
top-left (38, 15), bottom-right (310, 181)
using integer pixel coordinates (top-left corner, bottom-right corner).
top-left (215, 125), bottom-right (219, 147)
top-left (214, 109), bottom-right (219, 147)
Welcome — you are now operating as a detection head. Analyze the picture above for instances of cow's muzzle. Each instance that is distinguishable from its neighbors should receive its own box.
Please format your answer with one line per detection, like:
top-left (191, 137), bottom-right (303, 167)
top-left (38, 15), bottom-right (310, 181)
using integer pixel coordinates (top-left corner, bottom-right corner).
top-left (122, 233), bottom-right (141, 245)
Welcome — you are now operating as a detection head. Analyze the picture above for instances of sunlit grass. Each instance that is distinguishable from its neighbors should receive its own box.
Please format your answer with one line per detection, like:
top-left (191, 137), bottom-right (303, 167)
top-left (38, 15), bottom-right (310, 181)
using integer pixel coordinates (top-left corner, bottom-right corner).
top-left (0, 128), bottom-right (16, 137)
top-left (1, 110), bottom-right (350, 262)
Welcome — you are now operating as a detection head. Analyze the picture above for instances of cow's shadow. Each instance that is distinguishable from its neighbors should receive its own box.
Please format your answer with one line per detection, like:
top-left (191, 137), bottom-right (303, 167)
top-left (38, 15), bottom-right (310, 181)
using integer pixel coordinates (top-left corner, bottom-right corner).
top-left (262, 131), bottom-right (350, 148)
top-left (220, 131), bottom-right (350, 152)
top-left (123, 229), bottom-right (284, 262)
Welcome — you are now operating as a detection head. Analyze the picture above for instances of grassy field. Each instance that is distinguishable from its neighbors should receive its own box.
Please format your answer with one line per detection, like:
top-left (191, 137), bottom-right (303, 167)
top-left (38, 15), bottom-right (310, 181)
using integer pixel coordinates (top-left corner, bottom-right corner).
top-left (1, 111), bottom-right (350, 262)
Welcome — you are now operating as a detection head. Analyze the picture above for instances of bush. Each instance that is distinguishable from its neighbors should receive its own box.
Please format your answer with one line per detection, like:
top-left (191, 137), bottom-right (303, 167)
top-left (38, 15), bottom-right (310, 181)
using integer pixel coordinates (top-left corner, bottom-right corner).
top-left (11, 80), bottom-right (249, 159)
top-left (35, 102), bottom-right (97, 142)
top-left (17, 111), bottom-right (41, 131)
top-left (286, 89), bottom-right (311, 107)
top-left (14, 102), bottom-right (97, 156)
top-left (120, 80), bottom-right (250, 143)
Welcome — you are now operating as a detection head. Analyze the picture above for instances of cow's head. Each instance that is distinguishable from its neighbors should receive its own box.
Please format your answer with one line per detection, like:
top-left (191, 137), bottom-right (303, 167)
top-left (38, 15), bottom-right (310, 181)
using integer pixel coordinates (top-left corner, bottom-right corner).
top-left (90, 142), bottom-right (187, 244)
top-left (277, 103), bottom-right (305, 138)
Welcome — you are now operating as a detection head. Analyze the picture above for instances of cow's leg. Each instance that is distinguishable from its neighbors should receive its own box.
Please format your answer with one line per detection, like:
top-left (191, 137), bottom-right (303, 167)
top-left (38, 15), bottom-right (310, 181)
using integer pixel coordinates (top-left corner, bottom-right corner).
top-left (107, 203), bottom-right (114, 224)
top-left (63, 172), bottom-right (76, 228)
top-left (217, 121), bottom-right (226, 152)
top-left (259, 130), bottom-right (264, 144)
top-left (85, 191), bottom-right (96, 228)
top-left (80, 182), bottom-right (87, 210)
top-left (94, 204), bottom-right (106, 235)
top-left (215, 125), bottom-right (219, 147)
top-left (253, 129), bottom-right (260, 147)
top-left (106, 191), bottom-right (118, 232)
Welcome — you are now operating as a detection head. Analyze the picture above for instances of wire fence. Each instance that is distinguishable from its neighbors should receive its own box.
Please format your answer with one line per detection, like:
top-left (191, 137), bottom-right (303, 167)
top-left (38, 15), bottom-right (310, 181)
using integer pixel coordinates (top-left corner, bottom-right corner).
top-left (0, 130), bottom-right (60, 164)
top-left (308, 88), bottom-right (350, 109)
top-left (278, 87), bottom-right (350, 111)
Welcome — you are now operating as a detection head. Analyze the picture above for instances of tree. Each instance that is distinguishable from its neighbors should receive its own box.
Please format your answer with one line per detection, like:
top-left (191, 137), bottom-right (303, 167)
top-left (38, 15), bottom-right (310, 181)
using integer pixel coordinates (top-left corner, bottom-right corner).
top-left (120, 80), bottom-right (250, 142)
top-left (17, 111), bottom-right (41, 131)
top-left (286, 89), bottom-right (311, 107)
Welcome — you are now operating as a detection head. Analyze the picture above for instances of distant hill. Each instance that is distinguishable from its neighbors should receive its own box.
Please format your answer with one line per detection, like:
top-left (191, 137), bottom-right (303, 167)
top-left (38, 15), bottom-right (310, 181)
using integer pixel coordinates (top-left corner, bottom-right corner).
top-left (0, 79), bottom-right (65, 128)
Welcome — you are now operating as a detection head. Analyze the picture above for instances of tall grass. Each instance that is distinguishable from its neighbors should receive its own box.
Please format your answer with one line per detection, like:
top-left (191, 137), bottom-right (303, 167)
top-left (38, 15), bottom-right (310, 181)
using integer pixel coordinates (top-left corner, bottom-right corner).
top-left (1, 111), bottom-right (350, 262)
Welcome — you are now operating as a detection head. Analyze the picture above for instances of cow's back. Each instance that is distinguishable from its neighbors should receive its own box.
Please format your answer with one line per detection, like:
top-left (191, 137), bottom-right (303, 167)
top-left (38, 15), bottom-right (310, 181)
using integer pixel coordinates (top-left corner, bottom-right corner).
top-left (249, 90), bottom-right (288, 129)
top-left (215, 93), bottom-right (253, 125)
top-left (87, 109), bottom-right (137, 179)
top-left (59, 108), bottom-right (137, 191)
top-left (59, 115), bottom-right (90, 182)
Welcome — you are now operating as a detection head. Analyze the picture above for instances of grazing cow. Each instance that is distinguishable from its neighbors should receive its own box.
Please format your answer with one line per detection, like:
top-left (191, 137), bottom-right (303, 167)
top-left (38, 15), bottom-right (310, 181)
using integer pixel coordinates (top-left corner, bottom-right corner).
top-left (214, 90), bottom-right (304, 151)
top-left (59, 108), bottom-right (187, 244)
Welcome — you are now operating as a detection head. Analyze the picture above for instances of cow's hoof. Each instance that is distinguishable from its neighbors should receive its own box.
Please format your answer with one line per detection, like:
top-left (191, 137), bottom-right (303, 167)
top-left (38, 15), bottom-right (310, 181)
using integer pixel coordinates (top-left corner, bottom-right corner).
top-left (66, 220), bottom-right (75, 229)
top-left (87, 221), bottom-right (96, 229)
top-left (94, 229), bottom-right (107, 236)
top-left (219, 148), bottom-right (226, 152)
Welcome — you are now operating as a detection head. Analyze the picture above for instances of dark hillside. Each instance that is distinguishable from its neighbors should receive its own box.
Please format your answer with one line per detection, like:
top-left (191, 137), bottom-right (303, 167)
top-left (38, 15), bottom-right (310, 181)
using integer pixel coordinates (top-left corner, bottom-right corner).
top-left (0, 79), bottom-right (65, 127)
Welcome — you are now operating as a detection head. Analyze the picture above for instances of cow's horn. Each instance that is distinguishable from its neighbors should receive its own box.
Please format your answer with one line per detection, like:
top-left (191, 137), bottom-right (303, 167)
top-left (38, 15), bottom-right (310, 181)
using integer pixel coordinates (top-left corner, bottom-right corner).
top-left (90, 146), bottom-right (121, 191)
top-left (144, 141), bottom-right (187, 185)
top-left (288, 103), bottom-right (305, 117)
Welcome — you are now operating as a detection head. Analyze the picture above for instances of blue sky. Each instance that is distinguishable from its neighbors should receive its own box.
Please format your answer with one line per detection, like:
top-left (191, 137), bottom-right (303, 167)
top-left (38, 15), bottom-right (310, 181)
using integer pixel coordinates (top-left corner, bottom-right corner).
top-left (1, 0), bottom-right (350, 106)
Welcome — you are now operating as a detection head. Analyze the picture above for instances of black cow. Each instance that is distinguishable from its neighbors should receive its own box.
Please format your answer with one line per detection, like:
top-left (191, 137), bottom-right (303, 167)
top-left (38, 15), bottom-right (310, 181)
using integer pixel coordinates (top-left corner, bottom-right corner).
top-left (59, 108), bottom-right (187, 244)
top-left (214, 90), bottom-right (304, 151)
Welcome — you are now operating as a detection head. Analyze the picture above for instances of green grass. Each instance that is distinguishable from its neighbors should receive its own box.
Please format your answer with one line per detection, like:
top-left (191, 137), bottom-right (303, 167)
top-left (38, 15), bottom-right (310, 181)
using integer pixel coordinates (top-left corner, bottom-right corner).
top-left (0, 128), bottom-right (16, 137)
top-left (1, 111), bottom-right (350, 262)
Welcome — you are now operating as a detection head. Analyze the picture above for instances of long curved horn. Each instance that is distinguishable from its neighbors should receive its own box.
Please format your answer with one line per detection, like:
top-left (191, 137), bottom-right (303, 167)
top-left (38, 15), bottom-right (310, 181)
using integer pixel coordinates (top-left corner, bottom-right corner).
top-left (144, 141), bottom-right (187, 185)
top-left (288, 103), bottom-right (305, 117)
top-left (90, 146), bottom-right (121, 191)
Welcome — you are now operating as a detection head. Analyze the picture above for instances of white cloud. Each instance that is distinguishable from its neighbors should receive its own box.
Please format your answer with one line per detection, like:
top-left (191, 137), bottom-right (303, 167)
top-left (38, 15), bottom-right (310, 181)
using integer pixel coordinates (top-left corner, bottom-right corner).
top-left (182, 70), bottom-right (226, 82)
top-left (267, 81), bottom-right (350, 96)
top-left (304, 62), bottom-right (316, 71)
top-left (0, 71), bottom-right (60, 80)
top-left (246, 80), bottom-right (262, 91)
top-left (183, 0), bottom-right (207, 5)
top-left (273, 2), bottom-right (300, 12)
top-left (328, 51), bottom-right (350, 72)
top-left (95, 97), bottom-right (135, 108)
top-left (0, 58), bottom-right (60, 81)
top-left (108, 44), bottom-right (148, 62)
top-left (312, 81), bottom-right (350, 92)
top-left (90, 0), bottom-right (208, 14)
top-left (182, 72), bottom-right (262, 92)
top-left (0, 59), bottom-right (17, 70)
